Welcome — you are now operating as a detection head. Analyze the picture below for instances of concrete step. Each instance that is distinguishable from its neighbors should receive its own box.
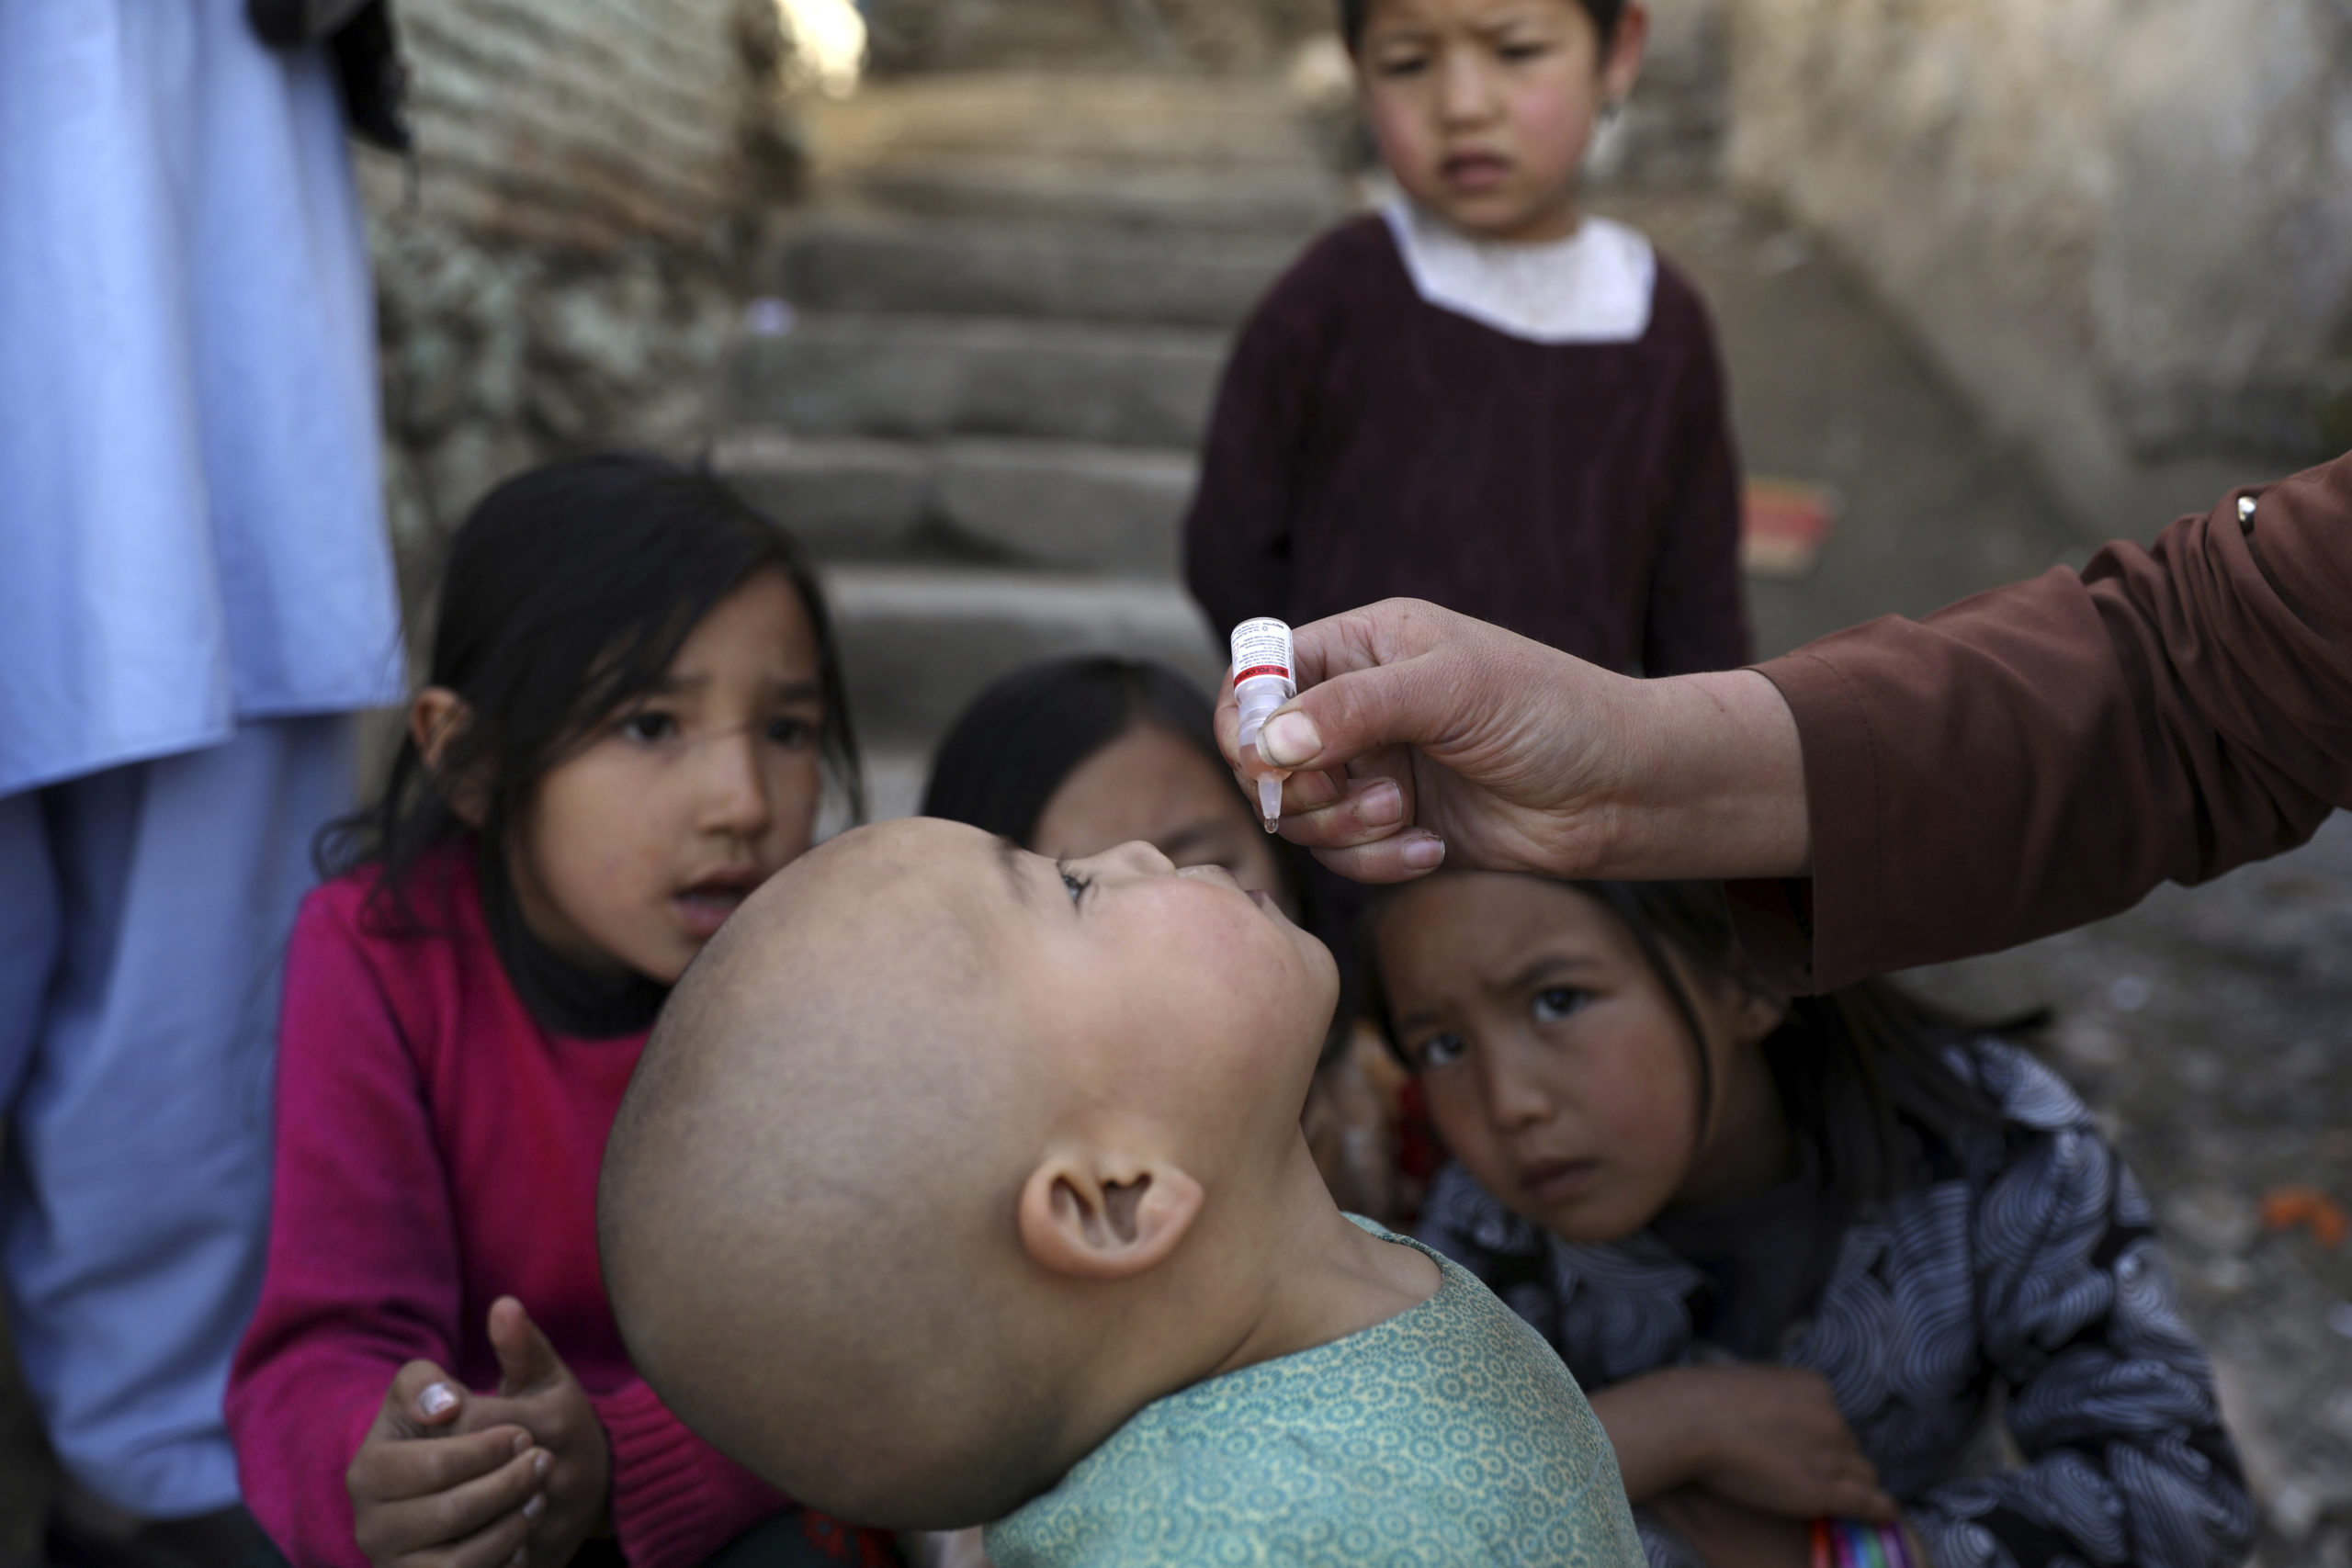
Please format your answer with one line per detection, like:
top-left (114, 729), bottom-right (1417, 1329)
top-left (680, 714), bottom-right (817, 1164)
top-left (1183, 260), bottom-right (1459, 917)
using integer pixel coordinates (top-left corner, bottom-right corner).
top-left (718, 431), bottom-right (1193, 578)
top-left (728, 313), bottom-right (1227, 447)
top-left (776, 214), bottom-right (1297, 327)
top-left (823, 155), bottom-right (1343, 234)
top-left (800, 72), bottom-right (1348, 233)
top-left (805, 71), bottom-right (1338, 173)
top-left (818, 564), bottom-right (1223, 744)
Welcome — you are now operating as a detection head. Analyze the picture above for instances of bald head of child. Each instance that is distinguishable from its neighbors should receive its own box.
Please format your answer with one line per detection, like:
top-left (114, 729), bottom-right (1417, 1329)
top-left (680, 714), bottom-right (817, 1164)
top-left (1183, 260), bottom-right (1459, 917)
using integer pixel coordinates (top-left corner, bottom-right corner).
top-left (599, 818), bottom-right (1342, 1529)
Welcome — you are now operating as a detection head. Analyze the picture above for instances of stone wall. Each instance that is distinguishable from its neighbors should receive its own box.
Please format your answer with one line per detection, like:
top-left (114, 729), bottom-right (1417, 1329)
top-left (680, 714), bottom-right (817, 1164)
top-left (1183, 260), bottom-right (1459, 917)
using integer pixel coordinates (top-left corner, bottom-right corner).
top-left (1724, 0), bottom-right (2352, 536)
top-left (361, 0), bottom-right (794, 581)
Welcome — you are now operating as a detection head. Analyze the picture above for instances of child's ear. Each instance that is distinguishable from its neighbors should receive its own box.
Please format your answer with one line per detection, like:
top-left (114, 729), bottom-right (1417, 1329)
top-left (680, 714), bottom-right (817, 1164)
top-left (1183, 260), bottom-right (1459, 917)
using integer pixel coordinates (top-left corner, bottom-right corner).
top-left (1017, 1148), bottom-right (1204, 1282)
top-left (1733, 988), bottom-right (1788, 1047)
top-left (1600, 3), bottom-right (1648, 101)
top-left (408, 687), bottom-right (488, 829)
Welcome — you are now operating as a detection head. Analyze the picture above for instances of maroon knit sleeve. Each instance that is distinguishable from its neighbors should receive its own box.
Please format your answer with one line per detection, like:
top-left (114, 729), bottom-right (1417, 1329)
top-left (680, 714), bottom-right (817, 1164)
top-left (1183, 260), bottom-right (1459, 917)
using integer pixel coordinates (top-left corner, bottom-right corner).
top-left (1640, 264), bottom-right (1749, 676)
top-left (1182, 228), bottom-right (1350, 637)
top-left (593, 1380), bottom-right (810, 1568)
top-left (227, 886), bottom-right (466, 1568)
top-left (1741, 450), bottom-right (2352, 991)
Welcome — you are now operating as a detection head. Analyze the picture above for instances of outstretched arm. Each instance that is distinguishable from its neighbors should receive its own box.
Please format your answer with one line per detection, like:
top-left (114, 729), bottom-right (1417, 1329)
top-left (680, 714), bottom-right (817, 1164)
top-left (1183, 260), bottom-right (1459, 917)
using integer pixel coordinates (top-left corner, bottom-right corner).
top-left (1754, 454), bottom-right (2352, 989)
top-left (1223, 454), bottom-right (2352, 992)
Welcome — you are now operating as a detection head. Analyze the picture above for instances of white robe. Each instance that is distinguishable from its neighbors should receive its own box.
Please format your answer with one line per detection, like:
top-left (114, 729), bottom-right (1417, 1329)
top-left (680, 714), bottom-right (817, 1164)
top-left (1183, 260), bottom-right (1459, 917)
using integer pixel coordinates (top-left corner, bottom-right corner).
top-left (0, 0), bottom-right (403, 797)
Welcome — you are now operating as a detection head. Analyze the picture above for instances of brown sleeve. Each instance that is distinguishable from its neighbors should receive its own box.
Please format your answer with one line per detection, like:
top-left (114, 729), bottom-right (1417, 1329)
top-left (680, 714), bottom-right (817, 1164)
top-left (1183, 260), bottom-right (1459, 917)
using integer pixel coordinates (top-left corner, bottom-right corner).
top-left (1735, 449), bottom-right (2352, 993)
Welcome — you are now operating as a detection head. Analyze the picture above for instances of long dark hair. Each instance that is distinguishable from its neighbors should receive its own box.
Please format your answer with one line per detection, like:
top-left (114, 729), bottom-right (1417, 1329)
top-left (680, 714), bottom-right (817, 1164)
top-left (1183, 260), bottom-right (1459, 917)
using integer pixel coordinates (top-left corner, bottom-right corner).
top-left (1369, 877), bottom-right (2022, 1208)
top-left (321, 452), bottom-right (864, 927)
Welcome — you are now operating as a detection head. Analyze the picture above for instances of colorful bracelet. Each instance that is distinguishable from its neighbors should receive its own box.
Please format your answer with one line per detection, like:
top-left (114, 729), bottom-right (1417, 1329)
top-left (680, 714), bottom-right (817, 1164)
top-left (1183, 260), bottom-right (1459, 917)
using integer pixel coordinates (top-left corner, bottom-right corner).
top-left (1812, 1517), bottom-right (1916, 1568)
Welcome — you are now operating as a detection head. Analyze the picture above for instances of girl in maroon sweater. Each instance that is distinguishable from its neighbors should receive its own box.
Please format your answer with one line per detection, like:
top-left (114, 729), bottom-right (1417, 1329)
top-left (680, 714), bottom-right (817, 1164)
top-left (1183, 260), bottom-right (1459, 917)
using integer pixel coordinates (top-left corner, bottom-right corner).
top-left (226, 457), bottom-right (896, 1568)
top-left (1185, 0), bottom-right (1748, 678)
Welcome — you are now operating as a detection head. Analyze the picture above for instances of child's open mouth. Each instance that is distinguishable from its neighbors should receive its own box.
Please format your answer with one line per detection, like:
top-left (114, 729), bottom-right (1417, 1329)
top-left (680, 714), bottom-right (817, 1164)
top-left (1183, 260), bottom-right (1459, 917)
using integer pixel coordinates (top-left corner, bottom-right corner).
top-left (674, 870), bottom-right (763, 939)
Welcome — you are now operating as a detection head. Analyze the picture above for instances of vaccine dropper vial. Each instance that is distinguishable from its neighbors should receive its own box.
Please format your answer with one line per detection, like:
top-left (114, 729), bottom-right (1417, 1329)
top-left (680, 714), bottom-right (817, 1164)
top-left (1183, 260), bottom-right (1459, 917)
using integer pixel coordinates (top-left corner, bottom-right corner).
top-left (1229, 617), bottom-right (1296, 833)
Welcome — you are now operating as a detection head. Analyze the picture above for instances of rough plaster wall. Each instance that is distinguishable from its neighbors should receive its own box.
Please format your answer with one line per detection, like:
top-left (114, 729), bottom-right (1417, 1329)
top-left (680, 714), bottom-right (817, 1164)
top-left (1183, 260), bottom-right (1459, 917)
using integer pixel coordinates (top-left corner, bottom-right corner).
top-left (1590, 0), bottom-right (1729, 187)
top-left (1726, 0), bottom-right (2352, 536)
top-left (359, 0), bottom-right (791, 578)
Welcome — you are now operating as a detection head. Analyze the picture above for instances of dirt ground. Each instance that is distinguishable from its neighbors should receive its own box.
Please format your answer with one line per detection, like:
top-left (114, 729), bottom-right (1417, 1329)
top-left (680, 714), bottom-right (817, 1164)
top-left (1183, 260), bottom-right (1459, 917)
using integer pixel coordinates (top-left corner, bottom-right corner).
top-left (3, 183), bottom-right (2341, 1566)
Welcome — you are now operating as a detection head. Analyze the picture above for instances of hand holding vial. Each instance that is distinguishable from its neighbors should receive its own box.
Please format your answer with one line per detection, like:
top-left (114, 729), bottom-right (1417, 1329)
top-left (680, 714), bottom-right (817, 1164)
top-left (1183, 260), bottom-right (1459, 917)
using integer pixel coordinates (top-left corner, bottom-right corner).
top-left (1214, 599), bottom-right (1807, 886)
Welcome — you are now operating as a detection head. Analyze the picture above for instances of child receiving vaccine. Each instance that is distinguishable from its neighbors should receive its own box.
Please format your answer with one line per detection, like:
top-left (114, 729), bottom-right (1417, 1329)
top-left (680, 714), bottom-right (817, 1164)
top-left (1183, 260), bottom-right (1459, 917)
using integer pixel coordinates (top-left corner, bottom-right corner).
top-left (1368, 871), bottom-right (2255, 1567)
top-left (1185, 0), bottom-right (1747, 679)
top-left (227, 457), bottom-right (899, 1568)
top-left (598, 820), bottom-right (1646, 1565)
top-left (920, 656), bottom-right (1405, 1224)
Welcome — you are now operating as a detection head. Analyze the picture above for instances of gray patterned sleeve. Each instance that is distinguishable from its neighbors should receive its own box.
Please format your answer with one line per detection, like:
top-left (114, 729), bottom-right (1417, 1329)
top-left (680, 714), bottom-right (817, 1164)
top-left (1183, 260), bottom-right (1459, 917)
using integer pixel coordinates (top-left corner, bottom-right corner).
top-left (1909, 1050), bottom-right (2256, 1568)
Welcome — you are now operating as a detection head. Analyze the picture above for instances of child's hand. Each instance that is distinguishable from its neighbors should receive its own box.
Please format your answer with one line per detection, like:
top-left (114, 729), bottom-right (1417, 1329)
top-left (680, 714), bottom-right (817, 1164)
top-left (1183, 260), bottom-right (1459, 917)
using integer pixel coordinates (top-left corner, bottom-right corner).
top-left (1646, 1487), bottom-right (1815, 1568)
top-left (1591, 1366), bottom-right (1893, 1519)
top-left (1684, 1367), bottom-right (1894, 1521)
top-left (447, 1298), bottom-right (613, 1568)
top-left (347, 1360), bottom-right (548, 1568)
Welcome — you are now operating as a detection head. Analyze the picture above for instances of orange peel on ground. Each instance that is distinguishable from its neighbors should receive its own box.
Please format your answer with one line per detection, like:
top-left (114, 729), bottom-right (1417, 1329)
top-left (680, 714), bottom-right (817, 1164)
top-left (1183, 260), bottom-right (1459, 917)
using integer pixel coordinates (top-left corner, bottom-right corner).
top-left (2260, 1185), bottom-right (2348, 1249)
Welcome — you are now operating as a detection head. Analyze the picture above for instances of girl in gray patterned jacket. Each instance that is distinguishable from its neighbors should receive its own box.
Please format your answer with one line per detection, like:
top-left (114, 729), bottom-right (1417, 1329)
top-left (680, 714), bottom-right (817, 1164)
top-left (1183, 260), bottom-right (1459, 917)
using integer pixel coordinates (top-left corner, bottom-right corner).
top-left (1368, 872), bottom-right (2254, 1568)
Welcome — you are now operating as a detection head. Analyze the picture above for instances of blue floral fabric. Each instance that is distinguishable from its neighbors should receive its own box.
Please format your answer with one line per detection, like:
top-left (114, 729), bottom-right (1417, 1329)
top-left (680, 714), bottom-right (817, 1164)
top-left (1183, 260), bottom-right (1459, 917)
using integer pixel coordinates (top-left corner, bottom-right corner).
top-left (1419, 1039), bottom-right (2256, 1568)
top-left (984, 1222), bottom-right (1644, 1566)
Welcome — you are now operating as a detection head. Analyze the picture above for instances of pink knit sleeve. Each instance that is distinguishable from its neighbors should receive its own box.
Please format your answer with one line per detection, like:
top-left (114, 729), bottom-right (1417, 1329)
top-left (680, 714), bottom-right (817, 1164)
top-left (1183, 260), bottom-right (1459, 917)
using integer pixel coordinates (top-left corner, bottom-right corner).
top-left (227, 889), bottom-right (468, 1568)
top-left (592, 1380), bottom-right (790, 1568)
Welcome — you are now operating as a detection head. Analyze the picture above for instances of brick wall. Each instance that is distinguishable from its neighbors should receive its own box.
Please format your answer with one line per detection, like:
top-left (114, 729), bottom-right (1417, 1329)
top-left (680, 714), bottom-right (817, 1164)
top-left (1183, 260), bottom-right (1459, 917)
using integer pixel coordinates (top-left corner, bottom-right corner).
top-left (360, 0), bottom-right (792, 576)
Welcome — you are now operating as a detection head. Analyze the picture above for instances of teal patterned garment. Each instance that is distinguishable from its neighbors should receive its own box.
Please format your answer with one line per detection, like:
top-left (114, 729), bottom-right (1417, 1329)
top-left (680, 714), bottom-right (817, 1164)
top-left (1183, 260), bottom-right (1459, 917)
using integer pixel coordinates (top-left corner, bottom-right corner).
top-left (985, 1220), bottom-right (1644, 1567)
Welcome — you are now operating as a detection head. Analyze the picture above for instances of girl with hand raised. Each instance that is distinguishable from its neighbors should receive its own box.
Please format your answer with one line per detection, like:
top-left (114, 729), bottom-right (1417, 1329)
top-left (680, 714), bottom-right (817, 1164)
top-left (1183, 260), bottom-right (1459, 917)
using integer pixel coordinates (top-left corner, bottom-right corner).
top-left (227, 456), bottom-right (894, 1568)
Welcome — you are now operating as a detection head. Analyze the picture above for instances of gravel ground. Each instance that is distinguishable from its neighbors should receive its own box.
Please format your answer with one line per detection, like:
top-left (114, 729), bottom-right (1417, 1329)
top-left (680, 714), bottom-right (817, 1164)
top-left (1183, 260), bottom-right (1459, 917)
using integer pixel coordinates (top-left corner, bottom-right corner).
top-left (2, 183), bottom-right (2337, 1567)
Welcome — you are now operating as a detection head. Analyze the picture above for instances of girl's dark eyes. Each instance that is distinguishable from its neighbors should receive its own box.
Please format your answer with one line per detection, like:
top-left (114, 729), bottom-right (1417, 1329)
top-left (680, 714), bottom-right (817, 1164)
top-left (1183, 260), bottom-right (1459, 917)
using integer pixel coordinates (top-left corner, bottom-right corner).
top-left (1532, 987), bottom-right (1589, 1024)
top-left (616, 712), bottom-right (818, 747)
top-left (1412, 1032), bottom-right (1469, 1072)
top-left (1373, 51), bottom-right (1430, 76)
top-left (1497, 39), bottom-right (1551, 62)
top-left (1058, 862), bottom-right (1092, 906)
top-left (617, 711), bottom-right (677, 743)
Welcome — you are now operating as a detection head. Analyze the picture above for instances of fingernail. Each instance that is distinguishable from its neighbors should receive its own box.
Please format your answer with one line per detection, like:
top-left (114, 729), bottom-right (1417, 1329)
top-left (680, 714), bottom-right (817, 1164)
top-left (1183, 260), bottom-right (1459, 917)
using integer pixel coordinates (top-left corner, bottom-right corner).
top-left (533, 1451), bottom-right (551, 1481)
top-left (1401, 833), bottom-right (1446, 872)
top-left (523, 1494), bottom-right (546, 1521)
top-left (419, 1383), bottom-right (458, 1417)
top-left (1261, 711), bottom-right (1321, 768)
top-left (1361, 779), bottom-right (1403, 827)
top-left (510, 1549), bottom-right (528, 1566)
top-left (511, 1431), bottom-right (529, 1454)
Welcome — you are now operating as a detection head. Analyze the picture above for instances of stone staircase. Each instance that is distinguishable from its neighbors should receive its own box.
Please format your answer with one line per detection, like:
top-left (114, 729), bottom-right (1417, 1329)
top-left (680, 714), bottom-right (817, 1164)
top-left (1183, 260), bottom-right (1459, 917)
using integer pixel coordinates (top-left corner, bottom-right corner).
top-left (718, 73), bottom-right (1349, 817)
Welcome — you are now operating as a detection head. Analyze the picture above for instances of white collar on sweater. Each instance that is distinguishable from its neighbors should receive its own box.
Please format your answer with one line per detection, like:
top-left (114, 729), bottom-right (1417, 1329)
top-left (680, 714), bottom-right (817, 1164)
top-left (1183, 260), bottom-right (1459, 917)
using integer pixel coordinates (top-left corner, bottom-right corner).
top-left (1382, 197), bottom-right (1656, 344)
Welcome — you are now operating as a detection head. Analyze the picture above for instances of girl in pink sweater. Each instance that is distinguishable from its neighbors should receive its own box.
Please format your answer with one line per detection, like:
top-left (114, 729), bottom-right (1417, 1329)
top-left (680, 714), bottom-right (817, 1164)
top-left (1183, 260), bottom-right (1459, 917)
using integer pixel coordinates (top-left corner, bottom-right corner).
top-left (227, 456), bottom-right (896, 1568)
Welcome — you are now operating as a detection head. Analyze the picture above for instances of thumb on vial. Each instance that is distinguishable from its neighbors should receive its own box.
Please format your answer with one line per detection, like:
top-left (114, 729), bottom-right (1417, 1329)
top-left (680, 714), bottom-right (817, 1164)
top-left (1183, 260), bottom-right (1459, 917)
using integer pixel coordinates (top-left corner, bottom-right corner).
top-left (1261, 711), bottom-right (1322, 770)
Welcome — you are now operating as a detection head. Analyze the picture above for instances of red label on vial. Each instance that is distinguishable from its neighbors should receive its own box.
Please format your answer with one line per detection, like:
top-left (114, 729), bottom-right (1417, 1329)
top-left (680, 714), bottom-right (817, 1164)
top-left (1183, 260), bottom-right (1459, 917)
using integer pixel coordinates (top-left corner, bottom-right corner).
top-left (1235, 664), bottom-right (1291, 682)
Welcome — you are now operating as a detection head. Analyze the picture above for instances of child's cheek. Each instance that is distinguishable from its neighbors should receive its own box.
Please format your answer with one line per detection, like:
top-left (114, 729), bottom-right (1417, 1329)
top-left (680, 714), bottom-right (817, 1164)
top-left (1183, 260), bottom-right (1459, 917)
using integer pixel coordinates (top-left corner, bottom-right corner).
top-left (1510, 85), bottom-right (1586, 175)
top-left (1366, 94), bottom-right (1435, 182)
